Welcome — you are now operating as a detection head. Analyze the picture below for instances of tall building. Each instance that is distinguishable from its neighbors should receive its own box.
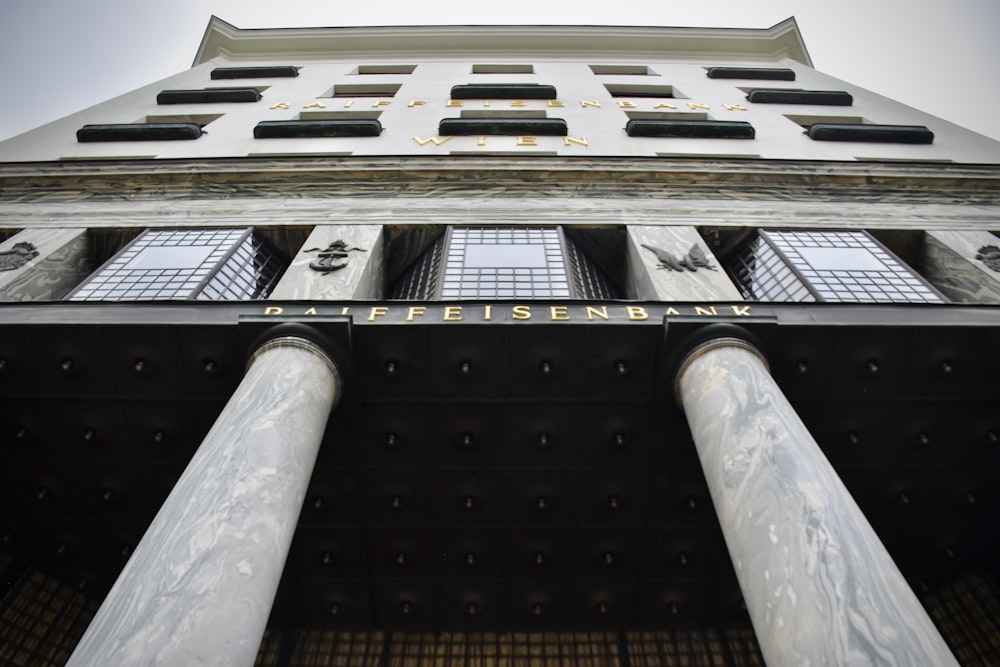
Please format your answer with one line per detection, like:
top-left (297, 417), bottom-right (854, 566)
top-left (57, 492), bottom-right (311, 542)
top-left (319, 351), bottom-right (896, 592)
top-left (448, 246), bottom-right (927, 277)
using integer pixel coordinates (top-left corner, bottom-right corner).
top-left (1, 16), bottom-right (998, 667)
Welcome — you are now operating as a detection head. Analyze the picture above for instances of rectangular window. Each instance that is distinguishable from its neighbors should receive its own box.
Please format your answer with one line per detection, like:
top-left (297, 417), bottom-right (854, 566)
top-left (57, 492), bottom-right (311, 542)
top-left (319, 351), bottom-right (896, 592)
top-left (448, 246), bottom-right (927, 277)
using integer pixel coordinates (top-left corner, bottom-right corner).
top-left (211, 66), bottom-right (299, 79)
top-left (328, 83), bottom-right (402, 97)
top-left (590, 65), bottom-right (657, 75)
top-left (604, 84), bottom-right (677, 98)
top-left (472, 64), bottom-right (534, 74)
top-left (355, 65), bottom-right (417, 75)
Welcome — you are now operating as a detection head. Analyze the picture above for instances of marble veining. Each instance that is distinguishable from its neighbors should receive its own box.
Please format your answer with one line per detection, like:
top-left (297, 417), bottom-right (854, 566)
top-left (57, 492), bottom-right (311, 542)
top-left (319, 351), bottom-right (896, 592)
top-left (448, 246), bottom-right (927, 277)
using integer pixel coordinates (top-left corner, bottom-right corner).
top-left (0, 228), bottom-right (92, 301)
top-left (626, 226), bottom-right (743, 301)
top-left (677, 343), bottom-right (959, 667)
top-left (922, 230), bottom-right (1000, 303)
top-left (67, 339), bottom-right (340, 667)
top-left (270, 225), bottom-right (384, 300)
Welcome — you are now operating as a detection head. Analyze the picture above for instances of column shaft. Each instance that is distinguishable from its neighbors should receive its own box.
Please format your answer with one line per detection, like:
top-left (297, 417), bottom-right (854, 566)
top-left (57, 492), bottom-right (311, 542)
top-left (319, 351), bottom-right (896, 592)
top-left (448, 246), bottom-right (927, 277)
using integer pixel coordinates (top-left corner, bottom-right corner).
top-left (68, 337), bottom-right (340, 666)
top-left (677, 340), bottom-right (958, 667)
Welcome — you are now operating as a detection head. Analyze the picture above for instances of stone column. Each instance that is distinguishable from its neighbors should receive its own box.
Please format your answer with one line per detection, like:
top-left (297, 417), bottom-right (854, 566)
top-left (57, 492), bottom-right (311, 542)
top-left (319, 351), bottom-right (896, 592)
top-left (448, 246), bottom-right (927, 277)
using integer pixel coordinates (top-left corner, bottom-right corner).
top-left (0, 228), bottom-right (92, 301)
top-left (675, 337), bottom-right (958, 667)
top-left (67, 336), bottom-right (341, 667)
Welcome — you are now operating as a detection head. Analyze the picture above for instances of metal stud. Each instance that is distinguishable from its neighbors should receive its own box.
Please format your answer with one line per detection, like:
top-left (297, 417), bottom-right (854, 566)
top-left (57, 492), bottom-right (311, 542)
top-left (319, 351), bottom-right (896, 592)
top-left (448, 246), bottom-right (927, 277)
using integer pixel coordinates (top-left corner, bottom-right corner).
top-left (60, 359), bottom-right (74, 373)
top-left (847, 431), bottom-right (861, 446)
top-left (2, 530), bottom-right (13, 544)
top-left (36, 488), bottom-right (48, 501)
top-left (535, 496), bottom-right (548, 511)
top-left (597, 600), bottom-right (609, 615)
top-left (121, 544), bottom-right (132, 557)
top-left (898, 492), bottom-right (911, 506)
top-left (385, 432), bottom-right (398, 447)
top-left (667, 601), bottom-right (680, 615)
top-left (463, 495), bottom-right (476, 510)
top-left (460, 432), bottom-right (474, 448)
top-left (203, 359), bottom-right (217, 374)
top-left (686, 496), bottom-right (698, 511)
top-left (531, 602), bottom-right (545, 616)
top-left (465, 601), bottom-right (479, 616)
top-left (16, 427), bottom-right (28, 440)
top-left (399, 600), bottom-right (413, 615)
top-left (533, 552), bottom-right (546, 566)
top-left (390, 495), bottom-right (404, 510)
top-left (540, 360), bottom-right (553, 375)
top-left (537, 433), bottom-right (550, 448)
top-left (395, 551), bottom-right (408, 565)
top-left (603, 551), bottom-right (616, 566)
top-left (612, 432), bottom-right (626, 448)
top-left (465, 552), bottom-right (477, 566)
top-left (965, 492), bottom-right (976, 505)
top-left (608, 495), bottom-right (620, 510)
top-left (987, 430), bottom-right (998, 445)
top-left (312, 496), bottom-right (326, 510)
top-left (865, 359), bottom-right (879, 375)
top-left (101, 488), bottom-right (116, 502)
top-left (940, 360), bottom-right (953, 374)
top-left (459, 360), bottom-right (472, 375)
top-left (385, 360), bottom-right (398, 375)
top-left (152, 430), bottom-right (165, 444)
top-left (56, 543), bottom-right (68, 555)
top-left (944, 546), bottom-right (956, 559)
top-left (322, 551), bottom-right (335, 566)
top-left (133, 359), bottom-right (146, 374)
top-left (795, 360), bottom-right (809, 375)
top-left (0, 357), bottom-right (7, 371)
top-left (329, 602), bottom-right (341, 616)
top-left (917, 432), bottom-right (931, 447)
top-left (82, 427), bottom-right (96, 442)
top-left (614, 360), bottom-right (628, 376)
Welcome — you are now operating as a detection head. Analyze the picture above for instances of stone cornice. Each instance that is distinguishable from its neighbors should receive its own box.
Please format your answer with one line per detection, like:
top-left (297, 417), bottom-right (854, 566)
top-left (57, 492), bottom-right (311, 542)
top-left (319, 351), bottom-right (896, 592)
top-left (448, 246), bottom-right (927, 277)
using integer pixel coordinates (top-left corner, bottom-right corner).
top-left (193, 16), bottom-right (812, 67)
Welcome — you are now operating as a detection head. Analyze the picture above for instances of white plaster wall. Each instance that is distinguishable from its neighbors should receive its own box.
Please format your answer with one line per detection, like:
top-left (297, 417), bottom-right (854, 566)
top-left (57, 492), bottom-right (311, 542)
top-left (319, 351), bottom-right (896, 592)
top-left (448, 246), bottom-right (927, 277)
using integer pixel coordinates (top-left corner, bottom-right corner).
top-left (1, 53), bottom-right (998, 163)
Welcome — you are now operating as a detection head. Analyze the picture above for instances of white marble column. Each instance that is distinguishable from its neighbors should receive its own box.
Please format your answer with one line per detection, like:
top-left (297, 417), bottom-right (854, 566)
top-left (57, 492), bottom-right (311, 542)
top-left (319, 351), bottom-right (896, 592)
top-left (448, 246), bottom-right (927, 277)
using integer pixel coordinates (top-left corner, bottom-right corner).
top-left (675, 338), bottom-right (958, 667)
top-left (67, 336), bottom-right (341, 667)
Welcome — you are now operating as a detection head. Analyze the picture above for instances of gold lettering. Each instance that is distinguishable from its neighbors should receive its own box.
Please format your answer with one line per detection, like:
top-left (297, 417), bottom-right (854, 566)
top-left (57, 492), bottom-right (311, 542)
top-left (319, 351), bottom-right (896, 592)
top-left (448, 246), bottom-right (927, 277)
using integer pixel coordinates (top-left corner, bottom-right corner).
top-left (264, 306), bottom-right (283, 315)
top-left (652, 103), bottom-right (677, 109)
top-left (372, 100), bottom-right (391, 108)
top-left (443, 306), bottom-right (463, 321)
top-left (722, 103), bottom-right (748, 111)
top-left (483, 100), bottom-right (490, 107)
top-left (342, 101), bottom-right (354, 108)
top-left (547, 100), bottom-right (565, 108)
top-left (586, 306), bottom-right (609, 321)
top-left (563, 136), bottom-right (588, 147)
top-left (510, 100), bottom-right (527, 107)
top-left (517, 136), bottom-right (538, 146)
top-left (304, 307), bottom-right (317, 315)
top-left (269, 102), bottom-right (290, 110)
top-left (341, 306), bottom-right (351, 315)
top-left (406, 306), bottom-right (426, 322)
top-left (477, 135), bottom-right (487, 146)
top-left (483, 305), bottom-right (493, 321)
top-left (731, 305), bottom-right (752, 316)
top-left (412, 136), bottom-right (454, 146)
top-left (512, 305), bottom-right (532, 320)
top-left (550, 306), bottom-right (570, 321)
top-left (303, 102), bottom-right (326, 109)
top-left (368, 306), bottom-right (389, 322)
top-left (687, 102), bottom-right (710, 110)
top-left (407, 100), bottom-right (426, 107)
top-left (694, 306), bottom-right (718, 316)
top-left (626, 306), bottom-right (648, 321)
top-left (446, 100), bottom-right (463, 107)
top-left (665, 307), bottom-right (680, 315)
top-left (617, 100), bottom-right (637, 108)
top-left (580, 100), bottom-right (601, 108)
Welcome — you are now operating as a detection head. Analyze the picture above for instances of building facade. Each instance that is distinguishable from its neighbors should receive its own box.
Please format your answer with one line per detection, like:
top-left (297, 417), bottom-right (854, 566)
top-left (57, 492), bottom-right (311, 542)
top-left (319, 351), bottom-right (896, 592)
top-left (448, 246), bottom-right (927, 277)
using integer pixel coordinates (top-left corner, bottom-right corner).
top-left (0, 17), bottom-right (998, 666)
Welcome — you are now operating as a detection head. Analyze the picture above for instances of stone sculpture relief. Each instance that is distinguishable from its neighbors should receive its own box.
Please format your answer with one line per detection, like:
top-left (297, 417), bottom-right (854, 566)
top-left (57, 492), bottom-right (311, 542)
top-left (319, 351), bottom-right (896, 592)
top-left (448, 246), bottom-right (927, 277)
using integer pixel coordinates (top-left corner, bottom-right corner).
top-left (642, 243), bottom-right (716, 272)
top-left (305, 240), bottom-right (366, 273)
top-left (0, 242), bottom-right (39, 271)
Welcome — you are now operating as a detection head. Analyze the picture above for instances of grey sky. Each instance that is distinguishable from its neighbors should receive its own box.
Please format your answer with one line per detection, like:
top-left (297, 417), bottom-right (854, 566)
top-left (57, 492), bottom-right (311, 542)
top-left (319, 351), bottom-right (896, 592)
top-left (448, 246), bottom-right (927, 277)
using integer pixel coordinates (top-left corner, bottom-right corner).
top-left (1, 0), bottom-right (998, 143)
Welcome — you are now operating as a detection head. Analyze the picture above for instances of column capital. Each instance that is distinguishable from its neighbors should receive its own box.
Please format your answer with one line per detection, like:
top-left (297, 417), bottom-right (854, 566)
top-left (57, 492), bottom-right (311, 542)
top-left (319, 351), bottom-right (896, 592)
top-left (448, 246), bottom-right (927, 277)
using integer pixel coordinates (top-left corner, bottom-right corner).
top-left (250, 334), bottom-right (339, 377)
top-left (672, 324), bottom-right (768, 406)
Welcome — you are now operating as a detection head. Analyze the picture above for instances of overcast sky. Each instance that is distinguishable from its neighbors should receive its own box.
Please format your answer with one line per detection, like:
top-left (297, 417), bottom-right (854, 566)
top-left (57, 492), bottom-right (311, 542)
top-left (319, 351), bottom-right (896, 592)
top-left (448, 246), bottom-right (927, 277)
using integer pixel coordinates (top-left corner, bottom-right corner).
top-left (1, 0), bottom-right (998, 143)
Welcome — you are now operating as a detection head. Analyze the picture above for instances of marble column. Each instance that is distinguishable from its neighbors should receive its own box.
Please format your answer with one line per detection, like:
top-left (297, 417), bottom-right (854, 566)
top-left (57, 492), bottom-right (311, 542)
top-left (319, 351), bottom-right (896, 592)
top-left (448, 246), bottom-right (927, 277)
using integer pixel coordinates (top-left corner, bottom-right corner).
top-left (921, 230), bottom-right (1000, 303)
top-left (675, 338), bottom-right (958, 667)
top-left (67, 336), bottom-right (341, 667)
